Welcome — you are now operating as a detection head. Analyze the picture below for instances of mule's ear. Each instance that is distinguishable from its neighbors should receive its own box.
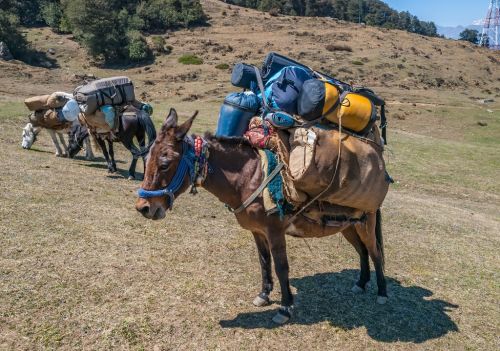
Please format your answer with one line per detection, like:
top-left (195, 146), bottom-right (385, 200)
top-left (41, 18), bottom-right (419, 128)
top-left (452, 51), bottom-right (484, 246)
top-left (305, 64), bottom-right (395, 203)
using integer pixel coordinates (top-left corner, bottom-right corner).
top-left (162, 108), bottom-right (178, 131)
top-left (175, 110), bottom-right (198, 140)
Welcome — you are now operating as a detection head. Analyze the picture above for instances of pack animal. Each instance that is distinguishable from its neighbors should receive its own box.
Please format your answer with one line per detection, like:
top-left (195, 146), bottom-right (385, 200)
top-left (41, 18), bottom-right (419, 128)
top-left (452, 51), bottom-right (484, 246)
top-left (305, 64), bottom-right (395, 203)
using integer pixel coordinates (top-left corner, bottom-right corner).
top-left (21, 121), bottom-right (94, 160)
top-left (68, 106), bottom-right (156, 180)
top-left (135, 109), bottom-right (388, 325)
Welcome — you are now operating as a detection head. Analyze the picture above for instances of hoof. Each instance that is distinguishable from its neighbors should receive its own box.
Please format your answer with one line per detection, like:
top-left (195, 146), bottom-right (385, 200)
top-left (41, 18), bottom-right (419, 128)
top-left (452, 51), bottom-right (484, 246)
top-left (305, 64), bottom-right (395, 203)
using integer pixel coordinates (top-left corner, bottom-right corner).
top-left (376, 296), bottom-right (388, 305)
top-left (253, 294), bottom-right (270, 307)
top-left (272, 306), bottom-right (293, 325)
top-left (128, 175), bottom-right (136, 180)
top-left (351, 284), bottom-right (365, 294)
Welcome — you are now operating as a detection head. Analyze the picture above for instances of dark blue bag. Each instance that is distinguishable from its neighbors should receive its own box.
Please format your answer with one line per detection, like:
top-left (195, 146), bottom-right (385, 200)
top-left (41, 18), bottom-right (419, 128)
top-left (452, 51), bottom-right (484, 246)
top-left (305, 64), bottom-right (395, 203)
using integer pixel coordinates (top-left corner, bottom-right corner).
top-left (231, 63), bottom-right (259, 90)
top-left (263, 66), bottom-right (314, 115)
top-left (216, 92), bottom-right (261, 137)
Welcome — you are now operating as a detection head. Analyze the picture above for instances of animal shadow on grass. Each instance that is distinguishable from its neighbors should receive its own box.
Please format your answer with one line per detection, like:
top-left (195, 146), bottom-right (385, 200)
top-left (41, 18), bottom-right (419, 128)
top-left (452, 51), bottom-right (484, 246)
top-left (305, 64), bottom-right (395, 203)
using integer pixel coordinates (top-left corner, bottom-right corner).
top-left (82, 161), bottom-right (142, 180)
top-left (28, 147), bottom-right (53, 154)
top-left (220, 269), bottom-right (459, 343)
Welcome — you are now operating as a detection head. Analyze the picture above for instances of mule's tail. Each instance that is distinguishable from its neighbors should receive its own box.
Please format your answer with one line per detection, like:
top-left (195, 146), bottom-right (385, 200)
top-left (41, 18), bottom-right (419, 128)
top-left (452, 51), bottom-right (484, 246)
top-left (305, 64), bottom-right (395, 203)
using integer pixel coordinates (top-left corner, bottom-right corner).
top-left (375, 208), bottom-right (385, 270)
top-left (131, 112), bottom-right (157, 158)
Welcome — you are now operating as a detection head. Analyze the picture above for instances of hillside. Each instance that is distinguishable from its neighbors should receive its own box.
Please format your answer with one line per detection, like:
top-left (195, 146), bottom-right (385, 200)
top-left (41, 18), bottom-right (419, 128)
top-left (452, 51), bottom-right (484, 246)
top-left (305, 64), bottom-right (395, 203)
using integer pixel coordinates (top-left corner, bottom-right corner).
top-left (1, 0), bottom-right (499, 103)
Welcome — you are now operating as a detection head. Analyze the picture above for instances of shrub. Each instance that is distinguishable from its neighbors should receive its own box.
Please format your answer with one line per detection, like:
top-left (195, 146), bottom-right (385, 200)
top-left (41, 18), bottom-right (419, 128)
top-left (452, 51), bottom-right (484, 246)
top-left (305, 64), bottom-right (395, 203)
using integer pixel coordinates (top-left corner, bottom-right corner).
top-left (0, 10), bottom-right (29, 59)
top-left (128, 31), bottom-right (151, 62)
top-left (269, 8), bottom-right (280, 17)
top-left (215, 63), bottom-right (230, 69)
top-left (41, 2), bottom-right (63, 33)
top-left (351, 60), bottom-right (364, 66)
top-left (325, 44), bottom-right (353, 52)
top-left (151, 36), bottom-right (166, 53)
top-left (178, 54), bottom-right (203, 65)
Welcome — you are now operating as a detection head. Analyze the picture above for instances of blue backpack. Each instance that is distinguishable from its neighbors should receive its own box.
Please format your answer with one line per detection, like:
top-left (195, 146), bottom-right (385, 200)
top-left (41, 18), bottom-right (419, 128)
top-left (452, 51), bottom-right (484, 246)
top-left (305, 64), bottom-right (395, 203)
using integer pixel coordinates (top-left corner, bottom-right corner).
top-left (262, 66), bottom-right (314, 115)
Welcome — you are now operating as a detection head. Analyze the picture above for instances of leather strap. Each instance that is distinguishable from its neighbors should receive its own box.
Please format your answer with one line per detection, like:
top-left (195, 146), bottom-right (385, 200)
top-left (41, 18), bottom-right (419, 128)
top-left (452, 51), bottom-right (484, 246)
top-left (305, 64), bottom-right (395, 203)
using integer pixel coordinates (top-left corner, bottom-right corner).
top-left (230, 162), bottom-right (285, 214)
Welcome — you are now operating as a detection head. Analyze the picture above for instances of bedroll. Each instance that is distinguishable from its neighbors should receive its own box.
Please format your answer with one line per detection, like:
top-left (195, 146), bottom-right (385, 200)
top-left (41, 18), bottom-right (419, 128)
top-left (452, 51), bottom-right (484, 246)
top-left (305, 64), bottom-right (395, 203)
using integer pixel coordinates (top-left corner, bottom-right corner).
top-left (74, 76), bottom-right (135, 115)
top-left (24, 92), bottom-right (72, 111)
top-left (29, 108), bottom-right (71, 130)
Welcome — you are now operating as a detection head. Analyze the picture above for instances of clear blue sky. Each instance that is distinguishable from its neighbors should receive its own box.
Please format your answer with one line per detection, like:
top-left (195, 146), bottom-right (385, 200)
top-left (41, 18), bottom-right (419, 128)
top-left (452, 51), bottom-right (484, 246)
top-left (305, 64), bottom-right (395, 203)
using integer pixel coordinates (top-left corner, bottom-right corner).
top-left (383, 0), bottom-right (488, 27)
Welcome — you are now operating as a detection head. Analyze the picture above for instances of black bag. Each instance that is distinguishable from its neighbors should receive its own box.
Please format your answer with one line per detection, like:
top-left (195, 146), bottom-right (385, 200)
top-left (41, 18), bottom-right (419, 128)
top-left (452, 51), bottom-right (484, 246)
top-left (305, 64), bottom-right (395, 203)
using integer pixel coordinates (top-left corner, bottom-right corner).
top-left (74, 76), bottom-right (135, 115)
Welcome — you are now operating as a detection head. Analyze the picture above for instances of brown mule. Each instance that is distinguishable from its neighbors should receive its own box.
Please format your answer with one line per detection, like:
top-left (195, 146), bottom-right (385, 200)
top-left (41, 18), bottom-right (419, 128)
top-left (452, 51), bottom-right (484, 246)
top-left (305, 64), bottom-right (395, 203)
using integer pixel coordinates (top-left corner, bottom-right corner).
top-left (135, 109), bottom-right (387, 324)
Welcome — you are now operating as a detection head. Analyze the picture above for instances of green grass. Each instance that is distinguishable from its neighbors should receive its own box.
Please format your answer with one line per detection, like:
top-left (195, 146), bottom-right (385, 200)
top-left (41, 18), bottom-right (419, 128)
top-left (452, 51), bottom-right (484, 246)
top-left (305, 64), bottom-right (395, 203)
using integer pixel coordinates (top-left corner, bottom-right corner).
top-left (178, 54), bottom-right (204, 65)
top-left (215, 63), bottom-right (230, 70)
top-left (0, 99), bottom-right (499, 350)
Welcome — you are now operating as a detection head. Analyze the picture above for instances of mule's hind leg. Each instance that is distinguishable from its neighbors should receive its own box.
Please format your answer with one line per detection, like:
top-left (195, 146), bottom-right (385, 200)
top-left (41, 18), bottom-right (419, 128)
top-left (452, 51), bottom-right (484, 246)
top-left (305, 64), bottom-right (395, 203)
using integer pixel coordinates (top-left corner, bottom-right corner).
top-left (107, 140), bottom-right (117, 173)
top-left (251, 232), bottom-right (273, 307)
top-left (128, 157), bottom-right (138, 180)
top-left (354, 210), bottom-right (387, 304)
top-left (342, 226), bottom-right (370, 293)
top-left (84, 137), bottom-right (95, 160)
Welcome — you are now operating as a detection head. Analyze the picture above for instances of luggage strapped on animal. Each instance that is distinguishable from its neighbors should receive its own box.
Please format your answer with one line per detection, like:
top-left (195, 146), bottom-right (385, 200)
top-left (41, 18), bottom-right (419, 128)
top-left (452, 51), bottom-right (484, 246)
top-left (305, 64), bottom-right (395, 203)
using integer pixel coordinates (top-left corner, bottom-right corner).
top-left (220, 54), bottom-right (391, 222)
top-left (74, 76), bottom-right (136, 116)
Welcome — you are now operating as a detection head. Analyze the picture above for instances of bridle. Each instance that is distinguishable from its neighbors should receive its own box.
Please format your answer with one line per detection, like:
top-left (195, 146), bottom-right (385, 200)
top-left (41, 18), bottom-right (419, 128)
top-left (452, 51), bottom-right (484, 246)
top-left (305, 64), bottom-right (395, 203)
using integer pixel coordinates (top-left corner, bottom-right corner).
top-left (137, 136), bottom-right (209, 208)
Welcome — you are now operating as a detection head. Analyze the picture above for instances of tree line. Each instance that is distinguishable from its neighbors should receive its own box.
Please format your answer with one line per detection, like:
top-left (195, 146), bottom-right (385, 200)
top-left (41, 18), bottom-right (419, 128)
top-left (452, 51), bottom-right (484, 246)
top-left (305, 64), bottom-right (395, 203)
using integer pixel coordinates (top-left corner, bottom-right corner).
top-left (0, 0), bottom-right (206, 64)
top-left (228, 0), bottom-right (438, 37)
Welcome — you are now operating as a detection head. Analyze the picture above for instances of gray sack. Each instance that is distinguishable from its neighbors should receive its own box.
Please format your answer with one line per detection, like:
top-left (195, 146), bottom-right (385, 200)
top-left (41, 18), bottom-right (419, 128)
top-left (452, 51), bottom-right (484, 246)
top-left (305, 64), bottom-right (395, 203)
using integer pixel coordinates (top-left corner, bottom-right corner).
top-left (74, 76), bottom-right (135, 115)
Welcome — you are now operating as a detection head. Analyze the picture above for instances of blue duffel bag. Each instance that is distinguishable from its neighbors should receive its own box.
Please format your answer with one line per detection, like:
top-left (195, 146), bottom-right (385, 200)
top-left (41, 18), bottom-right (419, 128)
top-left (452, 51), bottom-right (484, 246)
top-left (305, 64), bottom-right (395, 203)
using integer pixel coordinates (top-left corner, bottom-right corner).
top-left (263, 66), bottom-right (314, 115)
top-left (216, 91), bottom-right (261, 137)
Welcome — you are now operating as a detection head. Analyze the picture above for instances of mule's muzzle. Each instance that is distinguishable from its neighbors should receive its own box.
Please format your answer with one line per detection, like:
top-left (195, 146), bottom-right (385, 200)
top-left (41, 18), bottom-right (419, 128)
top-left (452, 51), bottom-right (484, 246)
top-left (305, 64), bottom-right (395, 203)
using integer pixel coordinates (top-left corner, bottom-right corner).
top-left (136, 198), bottom-right (166, 220)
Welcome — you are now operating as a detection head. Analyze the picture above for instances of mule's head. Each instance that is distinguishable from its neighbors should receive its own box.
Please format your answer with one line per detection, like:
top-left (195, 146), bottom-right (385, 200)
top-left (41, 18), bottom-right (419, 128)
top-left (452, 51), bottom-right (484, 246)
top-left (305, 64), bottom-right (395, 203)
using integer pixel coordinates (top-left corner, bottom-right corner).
top-left (67, 124), bottom-right (89, 158)
top-left (136, 108), bottom-right (198, 220)
top-left (21, 123), bottom-right (40, 149)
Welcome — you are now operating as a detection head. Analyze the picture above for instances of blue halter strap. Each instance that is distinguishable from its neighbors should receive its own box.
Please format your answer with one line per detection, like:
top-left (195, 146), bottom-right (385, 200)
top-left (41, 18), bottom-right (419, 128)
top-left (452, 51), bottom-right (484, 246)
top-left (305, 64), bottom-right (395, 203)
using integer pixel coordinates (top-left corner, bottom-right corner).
top-left (137, 138), bottom-right (198, 206)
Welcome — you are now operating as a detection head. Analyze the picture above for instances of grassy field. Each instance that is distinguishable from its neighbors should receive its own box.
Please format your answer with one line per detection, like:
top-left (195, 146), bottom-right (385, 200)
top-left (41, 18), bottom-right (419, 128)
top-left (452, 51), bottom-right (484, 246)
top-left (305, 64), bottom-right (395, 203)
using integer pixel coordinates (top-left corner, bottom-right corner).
top-left (0, 96), bottom-right (499, 350)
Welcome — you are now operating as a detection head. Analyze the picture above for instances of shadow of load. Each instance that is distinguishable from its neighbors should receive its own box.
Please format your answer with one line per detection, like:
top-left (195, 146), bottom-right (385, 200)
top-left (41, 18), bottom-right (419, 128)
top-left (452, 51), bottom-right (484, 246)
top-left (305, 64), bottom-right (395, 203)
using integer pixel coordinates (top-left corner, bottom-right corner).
top-left (220, 269), bottom-right (458, 343)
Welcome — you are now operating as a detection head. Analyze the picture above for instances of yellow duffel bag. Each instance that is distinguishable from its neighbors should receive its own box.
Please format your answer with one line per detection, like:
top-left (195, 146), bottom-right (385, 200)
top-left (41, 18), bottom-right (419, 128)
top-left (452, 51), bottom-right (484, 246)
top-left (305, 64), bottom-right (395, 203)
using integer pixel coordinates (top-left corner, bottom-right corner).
top-left (297, 79), bottom-right (377, 135)
top-left (331, 92), bottom-right (377, 134)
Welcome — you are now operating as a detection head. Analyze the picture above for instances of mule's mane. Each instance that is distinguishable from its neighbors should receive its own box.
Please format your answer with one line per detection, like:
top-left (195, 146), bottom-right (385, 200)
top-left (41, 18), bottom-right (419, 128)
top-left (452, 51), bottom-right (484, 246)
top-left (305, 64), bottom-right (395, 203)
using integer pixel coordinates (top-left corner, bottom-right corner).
top-left (203, 132), bottom-right (253, 153)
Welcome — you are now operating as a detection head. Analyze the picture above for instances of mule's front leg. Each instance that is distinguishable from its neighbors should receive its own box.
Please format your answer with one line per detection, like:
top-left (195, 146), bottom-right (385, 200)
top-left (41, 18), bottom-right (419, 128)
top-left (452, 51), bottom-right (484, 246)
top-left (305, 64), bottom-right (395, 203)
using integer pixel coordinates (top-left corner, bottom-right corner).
top-left (48, 130), bottom-right (64, 157)
top-left (57, 132), bottom-right (68, 157)
top-left (269, 232), bottom-right (293, 324)
top-left (251, 232), bottom-right (273, 307)
top-left (96, 138), bottom-right (114, 173)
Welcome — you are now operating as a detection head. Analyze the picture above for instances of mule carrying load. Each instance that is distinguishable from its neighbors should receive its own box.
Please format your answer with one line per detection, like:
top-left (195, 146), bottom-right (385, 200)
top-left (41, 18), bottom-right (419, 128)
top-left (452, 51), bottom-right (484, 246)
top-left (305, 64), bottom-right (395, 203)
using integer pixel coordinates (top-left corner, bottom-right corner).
top-left (24, 92), bottom-right (79, 130)
top-left (216, 52), bottom-right (392, 223)
top-left (73, 76), bottom-right (153, 133)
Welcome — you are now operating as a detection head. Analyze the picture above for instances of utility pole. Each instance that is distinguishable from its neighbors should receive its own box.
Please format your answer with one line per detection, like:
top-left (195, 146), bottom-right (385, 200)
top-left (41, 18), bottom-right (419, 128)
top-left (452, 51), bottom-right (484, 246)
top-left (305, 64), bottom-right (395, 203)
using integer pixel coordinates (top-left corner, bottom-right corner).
top-left (480, 0), bottom-right (500, 50)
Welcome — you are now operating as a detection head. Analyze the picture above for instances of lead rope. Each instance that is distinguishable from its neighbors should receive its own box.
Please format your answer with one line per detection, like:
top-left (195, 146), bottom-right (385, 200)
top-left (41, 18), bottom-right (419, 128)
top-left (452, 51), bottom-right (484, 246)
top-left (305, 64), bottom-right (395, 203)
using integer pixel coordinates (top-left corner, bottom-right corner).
top-left (286, 115), bottom-right (343, 226)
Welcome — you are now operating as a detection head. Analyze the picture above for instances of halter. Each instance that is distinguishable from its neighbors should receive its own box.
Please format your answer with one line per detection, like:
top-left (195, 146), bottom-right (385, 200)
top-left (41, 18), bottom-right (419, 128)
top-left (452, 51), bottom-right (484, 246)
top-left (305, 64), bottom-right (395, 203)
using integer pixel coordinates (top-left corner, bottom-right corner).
top-left (137, 136), bottom-right (209, 208)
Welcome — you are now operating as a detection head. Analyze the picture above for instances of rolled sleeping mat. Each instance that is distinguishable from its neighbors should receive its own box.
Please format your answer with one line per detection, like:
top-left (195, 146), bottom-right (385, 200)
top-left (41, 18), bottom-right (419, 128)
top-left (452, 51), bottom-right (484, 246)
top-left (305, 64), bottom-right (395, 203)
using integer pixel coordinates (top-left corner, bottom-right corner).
top-left (297, 79), bottom-right (341, 121)
top-left (335, 93), bottom-right (377, 135)
top-left (231, 63), bottom-right (259, 90)
top-left (216, 91), bottom-right (261, 137)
